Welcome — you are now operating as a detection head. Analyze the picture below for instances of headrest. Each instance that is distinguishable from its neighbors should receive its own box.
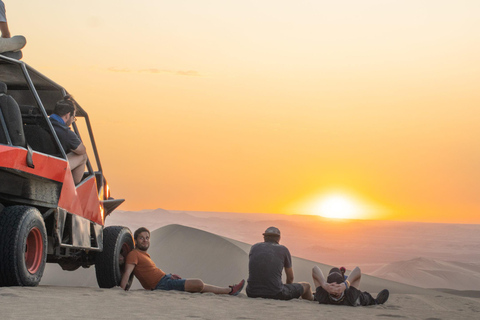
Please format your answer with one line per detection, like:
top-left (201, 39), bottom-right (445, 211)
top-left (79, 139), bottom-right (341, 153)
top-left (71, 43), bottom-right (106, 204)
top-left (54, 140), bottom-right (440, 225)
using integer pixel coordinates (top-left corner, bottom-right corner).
top-left (0, 82), bottom-right (6, 94)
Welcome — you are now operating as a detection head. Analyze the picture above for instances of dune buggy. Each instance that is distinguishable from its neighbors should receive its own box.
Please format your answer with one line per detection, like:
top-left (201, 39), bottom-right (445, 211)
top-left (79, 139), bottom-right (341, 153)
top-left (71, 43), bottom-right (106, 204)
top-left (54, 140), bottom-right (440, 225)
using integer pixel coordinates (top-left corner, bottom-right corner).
top-left (0, 54), bottom-right (133, 288)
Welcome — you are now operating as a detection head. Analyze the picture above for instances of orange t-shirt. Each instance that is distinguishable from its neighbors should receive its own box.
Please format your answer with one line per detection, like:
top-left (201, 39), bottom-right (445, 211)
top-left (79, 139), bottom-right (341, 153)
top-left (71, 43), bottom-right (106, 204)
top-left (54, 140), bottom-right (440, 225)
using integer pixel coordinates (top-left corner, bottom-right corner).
top-left (126, 249), bottom-right (166, 290)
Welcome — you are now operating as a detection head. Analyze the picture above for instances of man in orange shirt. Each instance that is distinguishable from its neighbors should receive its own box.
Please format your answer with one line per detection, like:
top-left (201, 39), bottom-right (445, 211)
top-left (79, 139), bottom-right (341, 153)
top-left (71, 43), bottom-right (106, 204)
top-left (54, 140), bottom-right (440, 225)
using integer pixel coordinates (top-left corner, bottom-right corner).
top-left (120, 227), bottom-right (245, 295)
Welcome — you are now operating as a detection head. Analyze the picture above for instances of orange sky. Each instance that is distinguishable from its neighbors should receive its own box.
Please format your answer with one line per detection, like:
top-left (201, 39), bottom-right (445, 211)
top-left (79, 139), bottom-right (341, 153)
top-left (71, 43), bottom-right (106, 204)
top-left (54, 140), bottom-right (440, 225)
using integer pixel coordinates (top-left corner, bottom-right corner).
top-left (9, 1), bottom-right (480, 223)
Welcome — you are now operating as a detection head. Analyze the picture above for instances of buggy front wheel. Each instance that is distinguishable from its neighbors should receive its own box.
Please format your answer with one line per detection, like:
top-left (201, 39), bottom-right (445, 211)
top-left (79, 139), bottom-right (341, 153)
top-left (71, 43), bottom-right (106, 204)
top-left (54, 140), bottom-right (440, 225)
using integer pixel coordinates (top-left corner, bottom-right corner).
top-left (95, 226), bottom-right (134, 288)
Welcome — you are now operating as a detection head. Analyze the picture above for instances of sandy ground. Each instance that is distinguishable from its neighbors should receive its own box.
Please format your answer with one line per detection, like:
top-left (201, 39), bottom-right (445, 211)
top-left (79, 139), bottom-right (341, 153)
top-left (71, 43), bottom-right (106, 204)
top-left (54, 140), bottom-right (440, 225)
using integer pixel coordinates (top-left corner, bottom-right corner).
top-left (1, 285), bottom-right (479, 320)
top-left (2, 211), bottom-right (479, 319)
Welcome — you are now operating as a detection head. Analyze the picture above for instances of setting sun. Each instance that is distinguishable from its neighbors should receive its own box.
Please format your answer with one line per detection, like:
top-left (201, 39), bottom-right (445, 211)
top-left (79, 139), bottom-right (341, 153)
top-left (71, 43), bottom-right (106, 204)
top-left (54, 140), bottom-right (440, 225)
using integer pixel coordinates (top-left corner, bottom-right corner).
top-left (314, 195), bottom-right (361, 219)
top-left (293, 192), bottom-right (377, 220)
top-left (9, 1), bottom-right (480, 224)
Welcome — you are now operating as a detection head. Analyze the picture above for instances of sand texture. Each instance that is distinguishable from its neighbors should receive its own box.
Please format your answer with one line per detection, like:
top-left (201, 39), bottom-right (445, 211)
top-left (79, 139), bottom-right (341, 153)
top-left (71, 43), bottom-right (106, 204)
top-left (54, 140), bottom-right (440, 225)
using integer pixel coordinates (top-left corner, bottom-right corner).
top-left (2, 210), bottom-right (479, 319)
top-left (1, 285), bottom-right (480, 320)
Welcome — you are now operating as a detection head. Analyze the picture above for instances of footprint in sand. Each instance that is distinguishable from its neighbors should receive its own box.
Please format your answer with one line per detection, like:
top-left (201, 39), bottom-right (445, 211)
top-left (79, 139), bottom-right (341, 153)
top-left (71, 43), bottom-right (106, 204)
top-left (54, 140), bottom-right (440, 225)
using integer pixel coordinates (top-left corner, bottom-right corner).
top-left (0, 293), bottom-right (20, 297)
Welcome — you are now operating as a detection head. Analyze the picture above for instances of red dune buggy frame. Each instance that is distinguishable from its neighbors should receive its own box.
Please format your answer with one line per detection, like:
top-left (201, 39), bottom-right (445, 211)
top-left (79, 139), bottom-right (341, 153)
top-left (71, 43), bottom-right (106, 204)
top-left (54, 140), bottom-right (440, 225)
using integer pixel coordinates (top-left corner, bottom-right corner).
top-left (0, 55), bottom-right (133, 288)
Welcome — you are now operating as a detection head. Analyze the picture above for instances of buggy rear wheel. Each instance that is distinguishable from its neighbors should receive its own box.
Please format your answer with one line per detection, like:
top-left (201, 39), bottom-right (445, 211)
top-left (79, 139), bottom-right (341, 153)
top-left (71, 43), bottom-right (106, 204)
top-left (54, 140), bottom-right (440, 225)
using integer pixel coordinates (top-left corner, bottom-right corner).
top-left (0, 206), bottom-right (47, 286)
top-left (95, 226), bottom-right (134, 288)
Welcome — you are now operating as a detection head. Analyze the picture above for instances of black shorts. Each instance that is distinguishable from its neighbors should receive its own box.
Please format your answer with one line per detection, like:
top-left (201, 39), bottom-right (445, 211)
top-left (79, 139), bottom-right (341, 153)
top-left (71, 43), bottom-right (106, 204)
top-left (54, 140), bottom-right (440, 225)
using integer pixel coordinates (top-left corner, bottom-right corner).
top-left (273, 283), bottom-right (304, 300)
top-left (247, 283), bottom-right (304, 300)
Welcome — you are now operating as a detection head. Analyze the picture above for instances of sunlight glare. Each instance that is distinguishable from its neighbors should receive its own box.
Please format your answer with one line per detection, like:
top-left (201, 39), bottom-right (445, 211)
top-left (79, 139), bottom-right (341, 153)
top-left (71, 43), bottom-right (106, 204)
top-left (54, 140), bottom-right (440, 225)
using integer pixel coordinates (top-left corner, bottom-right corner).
top-left (316, 195), bottom-right (360, 219)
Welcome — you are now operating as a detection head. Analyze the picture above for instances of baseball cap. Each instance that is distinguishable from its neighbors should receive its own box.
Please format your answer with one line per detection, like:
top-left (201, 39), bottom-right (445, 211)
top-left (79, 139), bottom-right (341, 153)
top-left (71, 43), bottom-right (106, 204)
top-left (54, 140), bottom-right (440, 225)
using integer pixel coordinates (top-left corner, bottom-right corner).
top-left (263, 226), bottom-right (281, 236)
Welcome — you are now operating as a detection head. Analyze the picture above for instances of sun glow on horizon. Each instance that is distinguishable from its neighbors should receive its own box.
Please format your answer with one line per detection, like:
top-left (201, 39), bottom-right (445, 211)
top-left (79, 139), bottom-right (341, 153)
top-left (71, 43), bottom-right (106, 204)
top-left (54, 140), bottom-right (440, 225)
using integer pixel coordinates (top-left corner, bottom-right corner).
top-left (10, 1), bottom-right (480, 224)
top-left (315, 195), bottom-right (361, 219)
top-left (295, 192), bottom-right (377, 220)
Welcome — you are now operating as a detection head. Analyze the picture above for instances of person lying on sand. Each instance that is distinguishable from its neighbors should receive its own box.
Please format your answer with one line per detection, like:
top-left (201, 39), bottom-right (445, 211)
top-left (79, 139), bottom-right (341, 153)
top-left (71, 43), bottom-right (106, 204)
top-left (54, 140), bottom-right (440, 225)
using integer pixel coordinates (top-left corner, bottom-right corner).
top-left (120, 227), bottom-right (245, 295)
top-left (312, 266), bottom-right (389, 306)
top-left (246, 226), bottom-right (313, 301)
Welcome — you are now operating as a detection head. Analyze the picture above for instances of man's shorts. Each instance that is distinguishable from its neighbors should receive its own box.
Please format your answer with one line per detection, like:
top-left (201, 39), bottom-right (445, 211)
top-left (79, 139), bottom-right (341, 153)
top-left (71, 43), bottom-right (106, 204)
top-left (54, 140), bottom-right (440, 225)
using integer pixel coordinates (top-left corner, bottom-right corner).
top-left (273, 283), bottom-right (304, 300)
top-left (154, 274), bottom-right (186, 291)
top-left (248, 283), bottom-right (304, 300)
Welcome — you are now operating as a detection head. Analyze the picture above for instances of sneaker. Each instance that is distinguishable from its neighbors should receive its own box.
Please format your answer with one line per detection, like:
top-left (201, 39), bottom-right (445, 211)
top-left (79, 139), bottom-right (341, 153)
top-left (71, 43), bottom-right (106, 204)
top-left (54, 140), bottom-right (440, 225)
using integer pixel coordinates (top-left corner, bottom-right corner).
top-left (229, 279), bottom-right (245, 296)
top-left (375, 289), bottom-right (389, 305)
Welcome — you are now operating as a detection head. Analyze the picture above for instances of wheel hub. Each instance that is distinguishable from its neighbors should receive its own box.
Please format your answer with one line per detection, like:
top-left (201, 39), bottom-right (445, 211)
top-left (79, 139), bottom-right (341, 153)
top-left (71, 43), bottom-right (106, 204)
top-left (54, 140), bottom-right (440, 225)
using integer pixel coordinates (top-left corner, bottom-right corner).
top-left (25, 227), bottom-right (43, 274)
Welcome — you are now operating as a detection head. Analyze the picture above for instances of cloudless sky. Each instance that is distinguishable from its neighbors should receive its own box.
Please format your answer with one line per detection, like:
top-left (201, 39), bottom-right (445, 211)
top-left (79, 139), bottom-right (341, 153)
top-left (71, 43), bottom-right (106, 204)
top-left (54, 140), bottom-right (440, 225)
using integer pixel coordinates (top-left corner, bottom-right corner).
top-left (8, 0), bottom-right (480, 223)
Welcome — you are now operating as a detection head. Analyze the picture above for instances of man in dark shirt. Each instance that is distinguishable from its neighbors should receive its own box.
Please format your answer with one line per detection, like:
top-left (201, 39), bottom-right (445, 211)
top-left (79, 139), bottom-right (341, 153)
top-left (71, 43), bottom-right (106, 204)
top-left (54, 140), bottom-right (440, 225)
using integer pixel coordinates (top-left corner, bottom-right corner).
top-left (49, 97), bottom-right (87, 185)
top-left (312, 265), bottom-right (389, 306)
top-left (246, 226), bottom-right (313, 301)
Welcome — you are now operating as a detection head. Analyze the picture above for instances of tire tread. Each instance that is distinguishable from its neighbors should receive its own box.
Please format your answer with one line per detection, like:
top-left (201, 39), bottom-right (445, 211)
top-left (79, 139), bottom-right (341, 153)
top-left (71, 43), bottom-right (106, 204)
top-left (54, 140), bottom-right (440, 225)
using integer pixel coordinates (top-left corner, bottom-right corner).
top-left (95, 226), bottom-right (133, 288)
top-left (0, 205), bottom-right (46, 286)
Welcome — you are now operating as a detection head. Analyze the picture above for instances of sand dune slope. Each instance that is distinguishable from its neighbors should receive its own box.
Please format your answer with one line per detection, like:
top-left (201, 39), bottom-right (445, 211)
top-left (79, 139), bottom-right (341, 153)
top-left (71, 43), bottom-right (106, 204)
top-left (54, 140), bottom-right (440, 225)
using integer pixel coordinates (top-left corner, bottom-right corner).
top-left (42, 224), bottom-right (431, 296)
top-left (371, 257), bottom-right (480, 290)
top-left (39, 224), bottom-right (252, 288)
top-left (162, 225), bottom-right (437, 294)
top-left (147, 224), bottom-right (249, 287)
top-left (108, 209), bottom-right (480, 271)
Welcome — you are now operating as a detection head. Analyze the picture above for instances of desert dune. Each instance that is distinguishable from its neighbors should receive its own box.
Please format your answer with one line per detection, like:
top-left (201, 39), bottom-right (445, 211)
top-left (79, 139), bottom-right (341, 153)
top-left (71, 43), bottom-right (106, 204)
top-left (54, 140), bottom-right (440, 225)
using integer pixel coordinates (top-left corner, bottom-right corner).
top-left (105, 209), bottom-right (480, 290)
top-left (3, 223), bottom-right (479, 319)
top-left (40, 223), bottom-right (432, 294)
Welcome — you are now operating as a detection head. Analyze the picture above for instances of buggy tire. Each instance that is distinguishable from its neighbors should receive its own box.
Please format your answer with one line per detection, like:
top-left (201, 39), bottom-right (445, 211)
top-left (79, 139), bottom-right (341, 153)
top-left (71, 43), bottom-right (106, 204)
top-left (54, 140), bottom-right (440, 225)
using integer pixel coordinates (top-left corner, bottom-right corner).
top-left (0, 206), bottom-right (47, 287)
top-left (95, 226), bottom-right (134, 288)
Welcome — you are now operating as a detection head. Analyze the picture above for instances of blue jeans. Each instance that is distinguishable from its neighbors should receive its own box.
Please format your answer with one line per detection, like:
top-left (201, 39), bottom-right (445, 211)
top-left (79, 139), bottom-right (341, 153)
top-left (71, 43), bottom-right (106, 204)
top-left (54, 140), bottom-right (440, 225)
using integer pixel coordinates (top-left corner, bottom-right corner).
top-left (154, 274), bottom-right (186, 291)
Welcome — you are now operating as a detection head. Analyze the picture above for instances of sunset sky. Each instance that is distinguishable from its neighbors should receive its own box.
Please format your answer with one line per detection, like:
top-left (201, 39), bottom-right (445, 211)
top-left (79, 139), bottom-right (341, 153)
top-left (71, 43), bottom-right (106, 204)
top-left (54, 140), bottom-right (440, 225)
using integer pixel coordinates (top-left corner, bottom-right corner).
top-left (8, 1), bottom-right (480, 223)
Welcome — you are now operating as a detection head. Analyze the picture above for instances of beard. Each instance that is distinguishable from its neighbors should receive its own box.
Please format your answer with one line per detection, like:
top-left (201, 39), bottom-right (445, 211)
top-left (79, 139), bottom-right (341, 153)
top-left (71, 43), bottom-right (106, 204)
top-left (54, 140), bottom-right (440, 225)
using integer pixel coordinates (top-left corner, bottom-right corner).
top-left (136, 243), bottom-right (149, 251)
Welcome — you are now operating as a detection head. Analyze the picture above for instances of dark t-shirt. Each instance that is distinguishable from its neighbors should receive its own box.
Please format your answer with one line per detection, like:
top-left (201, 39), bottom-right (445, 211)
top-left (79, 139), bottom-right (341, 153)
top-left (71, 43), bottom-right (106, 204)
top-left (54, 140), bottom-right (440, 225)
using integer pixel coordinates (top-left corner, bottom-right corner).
top-left (315, 286), bottom-right (375, 306)
top-left (50, 116), bottom-right (81, 154)
top-left (246, 241), bottom-right (292, 297)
